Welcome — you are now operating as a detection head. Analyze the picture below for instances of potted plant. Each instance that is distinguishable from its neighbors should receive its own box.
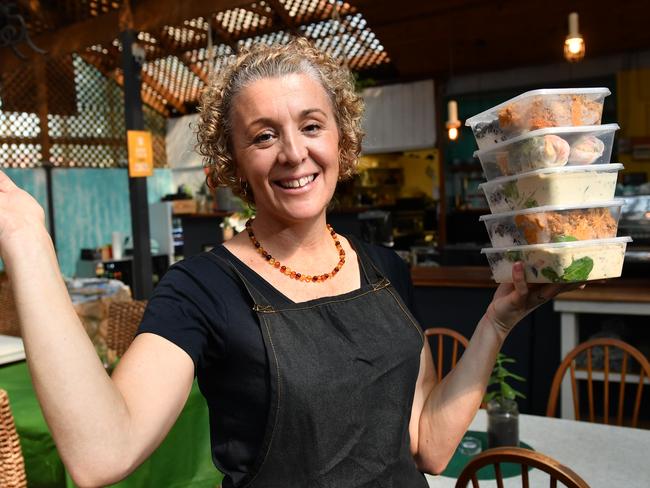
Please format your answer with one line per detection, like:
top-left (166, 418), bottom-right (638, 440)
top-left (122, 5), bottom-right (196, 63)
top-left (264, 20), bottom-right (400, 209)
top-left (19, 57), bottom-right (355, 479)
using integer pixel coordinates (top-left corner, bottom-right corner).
top-left (221, 201), bottom-right (256, 241)
top-left (484, 352), bottom-right (526, 448)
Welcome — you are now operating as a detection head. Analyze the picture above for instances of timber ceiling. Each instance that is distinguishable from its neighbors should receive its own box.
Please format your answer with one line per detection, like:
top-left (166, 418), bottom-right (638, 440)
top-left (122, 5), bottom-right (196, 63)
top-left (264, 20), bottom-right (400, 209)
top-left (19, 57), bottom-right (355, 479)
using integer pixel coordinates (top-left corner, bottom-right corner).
top-left (1, 0), bottom-right (650, 119)
top-left (352, 0), bottom-right (650, 80)
top-left (1, 0), bottom-right (390, 117)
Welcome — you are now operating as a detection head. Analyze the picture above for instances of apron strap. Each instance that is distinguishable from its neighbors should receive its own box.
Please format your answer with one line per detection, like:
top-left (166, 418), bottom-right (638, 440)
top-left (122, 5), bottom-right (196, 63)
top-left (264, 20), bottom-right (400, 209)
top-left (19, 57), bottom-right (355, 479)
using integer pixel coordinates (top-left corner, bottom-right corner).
top-left (205, 235), bottom-right (388, 310)
top-left (345, 234), bottom-right (386, 285)
top-left (204, 251), bottom-right (275, 311)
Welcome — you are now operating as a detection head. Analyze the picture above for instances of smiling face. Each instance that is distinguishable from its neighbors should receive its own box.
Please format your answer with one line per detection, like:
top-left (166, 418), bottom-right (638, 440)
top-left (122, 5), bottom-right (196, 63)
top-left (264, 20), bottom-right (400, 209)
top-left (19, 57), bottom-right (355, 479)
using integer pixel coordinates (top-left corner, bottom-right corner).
top-left (230, 73), bottom-right (340, 225)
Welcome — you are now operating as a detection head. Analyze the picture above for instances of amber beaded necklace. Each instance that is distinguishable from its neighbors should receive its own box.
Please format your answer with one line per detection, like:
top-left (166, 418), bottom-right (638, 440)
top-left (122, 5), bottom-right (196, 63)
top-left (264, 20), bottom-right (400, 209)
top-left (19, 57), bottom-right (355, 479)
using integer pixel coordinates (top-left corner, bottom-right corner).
top-left (245, 219), bottom-right (345, 283)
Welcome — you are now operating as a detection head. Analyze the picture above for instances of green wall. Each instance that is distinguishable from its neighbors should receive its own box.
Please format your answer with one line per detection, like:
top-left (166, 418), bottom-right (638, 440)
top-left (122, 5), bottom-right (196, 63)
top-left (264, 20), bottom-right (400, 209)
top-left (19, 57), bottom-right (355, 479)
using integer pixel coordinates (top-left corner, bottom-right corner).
top-left (0, 168), bottom-right (173, 277)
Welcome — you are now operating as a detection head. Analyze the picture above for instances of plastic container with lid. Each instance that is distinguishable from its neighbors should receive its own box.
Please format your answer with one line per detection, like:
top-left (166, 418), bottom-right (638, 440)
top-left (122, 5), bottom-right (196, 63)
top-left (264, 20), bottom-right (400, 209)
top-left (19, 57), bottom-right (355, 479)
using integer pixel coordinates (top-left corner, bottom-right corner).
top-left (466, 88), bottom-right (611, 150)
top-left (479, 163), bottom-right (623, 214)
top-left (479, 200), bottom-right (625, 247)
top-left (481, 236), bottom-right (632, 283)
top-left (475, 124), bottom-right (619, 180)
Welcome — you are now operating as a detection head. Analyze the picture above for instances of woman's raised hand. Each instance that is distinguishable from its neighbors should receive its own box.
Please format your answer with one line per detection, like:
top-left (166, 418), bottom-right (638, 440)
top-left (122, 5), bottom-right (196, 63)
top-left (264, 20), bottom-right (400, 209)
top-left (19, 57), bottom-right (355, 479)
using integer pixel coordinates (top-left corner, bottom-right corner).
top-left (485, 261), bottom-right (585, 340)
top-left (0, 170), bottom-right (47, 259)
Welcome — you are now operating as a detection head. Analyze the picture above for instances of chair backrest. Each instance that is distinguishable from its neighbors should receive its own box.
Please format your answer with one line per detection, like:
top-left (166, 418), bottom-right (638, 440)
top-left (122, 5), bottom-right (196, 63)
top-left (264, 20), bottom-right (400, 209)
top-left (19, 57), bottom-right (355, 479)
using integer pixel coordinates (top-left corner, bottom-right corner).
top-left (0, 274), bottom-right (20, 337)
top-left (546, 337), bottom-right (650, 427)
top-left (424, 327), bottom-right (470, 383)
top-left (106, 300), bottom-right (148, 357)
top-left (455, 446), bottom-right (590, 488)
top-left (0, 389), bottom-right (27, 488)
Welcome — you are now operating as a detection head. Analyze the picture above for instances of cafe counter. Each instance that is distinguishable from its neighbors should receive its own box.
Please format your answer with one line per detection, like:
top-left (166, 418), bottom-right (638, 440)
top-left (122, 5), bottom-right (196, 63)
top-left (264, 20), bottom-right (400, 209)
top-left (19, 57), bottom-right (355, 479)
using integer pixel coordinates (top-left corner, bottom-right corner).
top-left (411, 265), bottom-right (495, 288)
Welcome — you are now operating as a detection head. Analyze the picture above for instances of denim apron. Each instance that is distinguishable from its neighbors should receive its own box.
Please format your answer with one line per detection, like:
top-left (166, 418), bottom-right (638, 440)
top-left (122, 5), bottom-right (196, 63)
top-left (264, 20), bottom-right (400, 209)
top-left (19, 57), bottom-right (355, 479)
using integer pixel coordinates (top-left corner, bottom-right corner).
top-left (215, 239), bottom-right (428, 488)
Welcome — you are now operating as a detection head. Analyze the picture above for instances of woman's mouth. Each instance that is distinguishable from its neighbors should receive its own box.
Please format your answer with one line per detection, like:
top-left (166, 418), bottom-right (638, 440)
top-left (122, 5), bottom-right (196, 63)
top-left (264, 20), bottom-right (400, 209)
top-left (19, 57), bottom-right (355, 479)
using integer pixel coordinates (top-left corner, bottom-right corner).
top-left (275, 173), bottom-right (317, 190)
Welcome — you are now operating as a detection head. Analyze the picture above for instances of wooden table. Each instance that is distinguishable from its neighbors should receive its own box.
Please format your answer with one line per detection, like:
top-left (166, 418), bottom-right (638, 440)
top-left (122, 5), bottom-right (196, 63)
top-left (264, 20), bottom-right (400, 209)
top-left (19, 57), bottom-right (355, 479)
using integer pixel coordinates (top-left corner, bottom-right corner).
top-left (426, 409), bottom-right (650, 488)
top-left (553, 278), bottom-right (650, 418)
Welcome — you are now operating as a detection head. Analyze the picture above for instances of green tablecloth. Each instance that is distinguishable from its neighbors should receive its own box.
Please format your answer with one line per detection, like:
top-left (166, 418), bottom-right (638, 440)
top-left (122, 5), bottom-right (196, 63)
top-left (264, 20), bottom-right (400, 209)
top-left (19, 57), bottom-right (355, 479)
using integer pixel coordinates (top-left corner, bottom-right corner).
top-left (0, 361), bottom-right (224, 488)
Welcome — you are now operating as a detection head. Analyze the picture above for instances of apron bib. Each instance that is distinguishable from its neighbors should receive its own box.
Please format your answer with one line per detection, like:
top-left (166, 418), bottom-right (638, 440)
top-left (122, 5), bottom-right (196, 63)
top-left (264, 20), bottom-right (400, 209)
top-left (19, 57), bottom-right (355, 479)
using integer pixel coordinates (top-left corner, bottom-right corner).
top-left (212, 239), bottom-right (428, 488)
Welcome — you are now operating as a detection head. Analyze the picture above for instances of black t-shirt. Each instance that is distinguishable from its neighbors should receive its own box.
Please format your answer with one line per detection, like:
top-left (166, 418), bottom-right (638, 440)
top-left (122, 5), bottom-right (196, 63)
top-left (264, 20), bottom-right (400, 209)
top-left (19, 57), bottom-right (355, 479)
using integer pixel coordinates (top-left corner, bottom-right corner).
top-left (137, 238), bottom-right (418, 486)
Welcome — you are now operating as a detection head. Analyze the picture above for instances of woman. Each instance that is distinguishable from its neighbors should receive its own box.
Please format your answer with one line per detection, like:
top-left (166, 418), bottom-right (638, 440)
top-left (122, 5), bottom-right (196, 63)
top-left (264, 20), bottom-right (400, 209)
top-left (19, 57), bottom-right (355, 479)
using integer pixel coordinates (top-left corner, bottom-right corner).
top-left (0, 38), bottom-right (579, 487)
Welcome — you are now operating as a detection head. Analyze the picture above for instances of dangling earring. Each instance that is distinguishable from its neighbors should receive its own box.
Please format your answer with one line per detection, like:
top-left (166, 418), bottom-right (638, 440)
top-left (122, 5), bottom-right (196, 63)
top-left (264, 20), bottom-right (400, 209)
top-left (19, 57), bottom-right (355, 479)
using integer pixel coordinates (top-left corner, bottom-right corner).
top-left (239, 177), bottom-right (249, 198)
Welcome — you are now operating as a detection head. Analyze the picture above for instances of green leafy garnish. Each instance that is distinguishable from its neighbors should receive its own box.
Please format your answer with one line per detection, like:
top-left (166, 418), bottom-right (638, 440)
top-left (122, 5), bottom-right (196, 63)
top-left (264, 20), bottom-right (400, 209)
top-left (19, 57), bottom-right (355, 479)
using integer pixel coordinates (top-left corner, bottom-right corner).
top-left (541, 257), bottom-right (594, 283)
top-left (505, 250), bottom-right (523, 262)
top-left (541, 267), bottom-right (561, 282)
top-left (524, 198), bottom-right (539, 208)
top-left (552, 235), bottom-right (578, 243)
top-left (503, 181), bottom-right (519, 200)
top-left (562, 257), bottom-right (593, 282)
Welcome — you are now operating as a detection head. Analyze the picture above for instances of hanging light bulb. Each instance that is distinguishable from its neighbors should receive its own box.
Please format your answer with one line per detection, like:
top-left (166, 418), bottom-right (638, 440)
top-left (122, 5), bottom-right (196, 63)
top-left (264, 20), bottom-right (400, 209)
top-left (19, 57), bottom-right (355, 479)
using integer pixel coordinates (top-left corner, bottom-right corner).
top-left (446, 100), bottom-right (461, 141)
top-left (564, 12), bottom-right (585, 62)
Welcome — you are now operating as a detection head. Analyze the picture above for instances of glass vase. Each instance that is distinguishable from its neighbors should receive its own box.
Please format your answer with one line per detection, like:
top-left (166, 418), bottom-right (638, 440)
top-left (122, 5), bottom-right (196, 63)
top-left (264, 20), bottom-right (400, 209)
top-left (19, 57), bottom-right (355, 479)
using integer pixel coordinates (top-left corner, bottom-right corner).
top-left (487, 399), bottom-right (519, 448)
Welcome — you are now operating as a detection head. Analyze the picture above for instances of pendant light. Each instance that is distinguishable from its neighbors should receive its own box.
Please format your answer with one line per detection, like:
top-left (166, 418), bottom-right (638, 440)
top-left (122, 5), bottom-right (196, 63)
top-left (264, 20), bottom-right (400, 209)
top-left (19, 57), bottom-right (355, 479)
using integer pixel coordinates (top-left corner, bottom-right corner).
top-left (564, 12), bottom-right (585, 62)
top-left (446, 100), bottom-right (461, 141)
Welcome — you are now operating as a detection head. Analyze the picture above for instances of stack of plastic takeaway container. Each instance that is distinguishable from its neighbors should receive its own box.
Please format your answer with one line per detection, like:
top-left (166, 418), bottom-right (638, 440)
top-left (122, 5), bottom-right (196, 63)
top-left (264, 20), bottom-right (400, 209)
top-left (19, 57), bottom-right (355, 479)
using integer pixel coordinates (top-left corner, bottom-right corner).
top-left (465, 88), bottom-right (631, 283)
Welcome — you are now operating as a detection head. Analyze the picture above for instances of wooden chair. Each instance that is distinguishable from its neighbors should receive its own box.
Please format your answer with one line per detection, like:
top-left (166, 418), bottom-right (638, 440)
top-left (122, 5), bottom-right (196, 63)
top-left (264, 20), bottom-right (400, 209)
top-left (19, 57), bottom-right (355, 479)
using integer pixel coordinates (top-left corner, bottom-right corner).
top-left (546, 337), bottom-right (650, 427)
top-left (0, 274), bottom-right (20, 337)
top-left (424, 327), bottom-right (470, 383)
top-left (455, 446), bottom-right (590, 488)
top-left (0, 389), bottom-right (27, 488)
top-left (106, 300), bottom-right (147, 357)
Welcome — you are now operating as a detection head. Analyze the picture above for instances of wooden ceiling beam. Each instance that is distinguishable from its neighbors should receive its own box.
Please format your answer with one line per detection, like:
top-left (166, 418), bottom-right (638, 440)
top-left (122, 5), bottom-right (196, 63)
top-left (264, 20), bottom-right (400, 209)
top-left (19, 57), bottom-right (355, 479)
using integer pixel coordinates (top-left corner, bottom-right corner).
top-left (16, 0), bottom-right (61, 27)
top-left (0, 0), bottom-right (251, 74)
top-left (180, 54), bottom-right (210, 85)
top-left (80, 52), bottom-right (170, 118)
top-left (155, 24), bottom-right (212, 58)
top-left (246, 4), bottom-right (273, 18)
top-left (143, 7), bottom-right (358, 65)
top-left (266, 0), bottom-right (295, 28)
top-left (154, 25), bottom-right (210, 89)
top-left (140, 70), bottom-right (188, 115)
top-left (209, 15), bottom-right (238, 51)
top-left (173, 22), bottom-right (209, 39)
top-left (113, 71), bottom-right (171, 118)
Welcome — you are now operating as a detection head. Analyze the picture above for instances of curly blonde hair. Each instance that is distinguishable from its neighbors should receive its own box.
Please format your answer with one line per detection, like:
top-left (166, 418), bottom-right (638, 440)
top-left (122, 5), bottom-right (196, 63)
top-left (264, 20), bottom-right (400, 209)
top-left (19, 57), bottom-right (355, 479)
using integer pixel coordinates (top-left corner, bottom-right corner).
top-left (196, 37), bottom-right (364, 204)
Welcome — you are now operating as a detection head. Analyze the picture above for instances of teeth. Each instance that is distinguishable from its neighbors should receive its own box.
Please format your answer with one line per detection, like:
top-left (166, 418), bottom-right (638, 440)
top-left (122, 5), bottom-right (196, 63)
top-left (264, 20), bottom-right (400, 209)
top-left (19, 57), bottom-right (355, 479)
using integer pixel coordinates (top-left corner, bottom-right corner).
top-left (280, 174), bottom-right (314, 189)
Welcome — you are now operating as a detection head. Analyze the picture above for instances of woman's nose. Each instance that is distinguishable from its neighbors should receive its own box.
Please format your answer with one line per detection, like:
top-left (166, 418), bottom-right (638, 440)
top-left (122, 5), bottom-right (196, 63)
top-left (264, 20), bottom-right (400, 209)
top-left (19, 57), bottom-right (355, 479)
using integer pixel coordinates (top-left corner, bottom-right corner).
top-left (278, 131), bottom-right (308, 166)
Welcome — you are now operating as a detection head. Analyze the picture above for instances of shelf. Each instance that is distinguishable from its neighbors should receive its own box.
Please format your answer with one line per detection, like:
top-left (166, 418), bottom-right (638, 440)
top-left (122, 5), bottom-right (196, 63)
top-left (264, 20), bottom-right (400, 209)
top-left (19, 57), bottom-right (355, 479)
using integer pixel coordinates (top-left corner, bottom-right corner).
top-left (173, 211), bottom-right (232, 218)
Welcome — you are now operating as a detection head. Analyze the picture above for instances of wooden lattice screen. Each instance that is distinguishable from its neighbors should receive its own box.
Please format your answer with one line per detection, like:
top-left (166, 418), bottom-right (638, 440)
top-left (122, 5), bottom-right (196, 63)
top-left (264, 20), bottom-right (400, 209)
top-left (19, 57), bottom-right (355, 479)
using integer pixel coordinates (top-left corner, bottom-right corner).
top-left (0, 54), bottom-right (167, 169)
top-left (0, 0), bottom-right (390, 169)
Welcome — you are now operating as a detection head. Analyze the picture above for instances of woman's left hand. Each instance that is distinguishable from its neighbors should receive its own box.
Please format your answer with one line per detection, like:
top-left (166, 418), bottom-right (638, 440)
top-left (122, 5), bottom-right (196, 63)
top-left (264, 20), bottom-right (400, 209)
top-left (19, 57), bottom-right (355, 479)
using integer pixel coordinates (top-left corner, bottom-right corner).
top-left (486, 261), bottom-right (585, 340)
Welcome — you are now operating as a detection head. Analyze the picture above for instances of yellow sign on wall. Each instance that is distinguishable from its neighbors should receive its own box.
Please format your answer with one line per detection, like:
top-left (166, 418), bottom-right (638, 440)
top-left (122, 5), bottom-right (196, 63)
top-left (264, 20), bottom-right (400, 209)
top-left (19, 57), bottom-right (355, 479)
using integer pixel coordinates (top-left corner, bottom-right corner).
top-left (127, 130), bottom-right (153, 177)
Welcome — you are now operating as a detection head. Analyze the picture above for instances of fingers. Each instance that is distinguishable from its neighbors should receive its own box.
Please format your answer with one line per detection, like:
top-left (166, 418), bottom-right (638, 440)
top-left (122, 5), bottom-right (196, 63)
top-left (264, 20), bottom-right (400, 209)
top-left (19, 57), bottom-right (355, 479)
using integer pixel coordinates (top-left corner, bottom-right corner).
top-left (531, 281), bottom-right (587, 305)
top-left (512, 262), bottom-right (529, 298)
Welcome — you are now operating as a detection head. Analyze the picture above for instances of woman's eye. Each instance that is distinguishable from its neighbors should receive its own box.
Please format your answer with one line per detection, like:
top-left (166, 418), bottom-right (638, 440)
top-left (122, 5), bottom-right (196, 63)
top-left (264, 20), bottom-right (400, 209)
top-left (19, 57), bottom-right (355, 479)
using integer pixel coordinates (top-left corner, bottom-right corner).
top-left (303, 124), bottom-right (321, 133)
top-left (253, 132), bottom-right (273, 144)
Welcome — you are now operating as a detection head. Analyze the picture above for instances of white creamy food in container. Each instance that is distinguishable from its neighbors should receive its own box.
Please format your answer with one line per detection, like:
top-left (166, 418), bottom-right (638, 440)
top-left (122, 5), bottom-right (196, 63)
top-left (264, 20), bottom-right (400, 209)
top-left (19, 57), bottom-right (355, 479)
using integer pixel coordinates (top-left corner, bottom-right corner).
top-left (475, 124), bottom-right (619, 180)
top-left (481, 237), bottom-right (632, 283)
top-left (466, 88), bottom-right (610, 150)
top-left (479, 163), bottom-right (623, 214)
top-left (479, 200), bottom-right (625, 247)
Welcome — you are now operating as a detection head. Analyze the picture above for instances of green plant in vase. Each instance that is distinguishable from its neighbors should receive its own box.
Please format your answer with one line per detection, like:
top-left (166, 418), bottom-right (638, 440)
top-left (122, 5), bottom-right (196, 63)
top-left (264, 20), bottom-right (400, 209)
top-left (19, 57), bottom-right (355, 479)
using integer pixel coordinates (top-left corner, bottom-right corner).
top-left (484, 352), bottom-right (526, 448)
top-left (221, 200), bottom-right (256, 240)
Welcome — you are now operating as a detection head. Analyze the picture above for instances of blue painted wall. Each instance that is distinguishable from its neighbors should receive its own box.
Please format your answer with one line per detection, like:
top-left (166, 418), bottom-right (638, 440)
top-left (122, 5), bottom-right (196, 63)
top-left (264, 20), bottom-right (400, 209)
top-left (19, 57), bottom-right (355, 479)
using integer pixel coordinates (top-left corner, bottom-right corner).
top-left (0, 169), bottom-right (50, 272)
top-left (0, 168), bottom-right (173, 276)
top-left (2, 168), bottom-right (50, 226)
